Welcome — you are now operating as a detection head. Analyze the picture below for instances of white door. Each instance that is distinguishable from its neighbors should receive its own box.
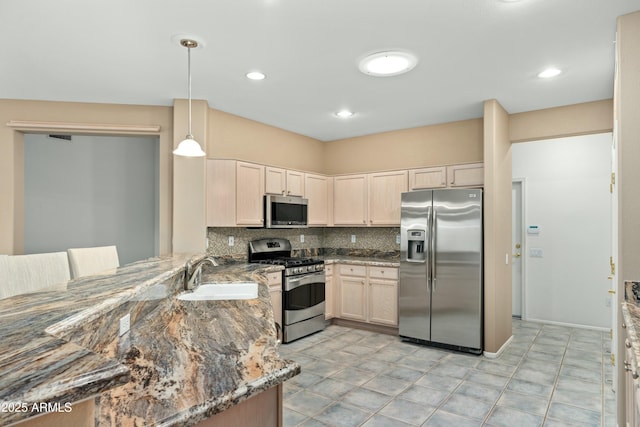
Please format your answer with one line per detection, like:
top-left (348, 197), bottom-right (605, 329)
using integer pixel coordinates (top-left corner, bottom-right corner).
top-left (610, 125), bottom-right (618, 392)
top-left (512, 180), bottom-right (524, 318)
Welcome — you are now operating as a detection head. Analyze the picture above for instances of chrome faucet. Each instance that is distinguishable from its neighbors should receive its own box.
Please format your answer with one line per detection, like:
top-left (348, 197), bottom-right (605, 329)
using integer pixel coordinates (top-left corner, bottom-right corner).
top-left (184, 256), bottom-right (218, 291)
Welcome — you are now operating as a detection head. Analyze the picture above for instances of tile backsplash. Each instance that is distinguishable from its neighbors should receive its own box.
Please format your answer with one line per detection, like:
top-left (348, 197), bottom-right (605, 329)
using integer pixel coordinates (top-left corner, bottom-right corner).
top-left (207, 227), bottom-right (400, 260)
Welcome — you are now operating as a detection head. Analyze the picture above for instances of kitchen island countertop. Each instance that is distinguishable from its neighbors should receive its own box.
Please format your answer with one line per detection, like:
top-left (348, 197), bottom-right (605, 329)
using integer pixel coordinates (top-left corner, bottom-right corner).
top-left (0, 254), bottom-right (299, 426)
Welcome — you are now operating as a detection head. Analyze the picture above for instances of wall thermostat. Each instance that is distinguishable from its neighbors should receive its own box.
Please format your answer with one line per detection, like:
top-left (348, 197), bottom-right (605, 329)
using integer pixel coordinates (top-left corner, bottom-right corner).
top-left (527, 225), bottom-right (540, 235)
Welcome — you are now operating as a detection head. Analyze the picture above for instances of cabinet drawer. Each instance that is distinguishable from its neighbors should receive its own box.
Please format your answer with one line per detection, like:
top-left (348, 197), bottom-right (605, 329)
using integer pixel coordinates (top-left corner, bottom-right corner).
top-left (369, 266), bottom-right (398, 280)
top-left (267, 272), bottom-right (282, 288)
top-left (339, 264), bottom-right (366, 277)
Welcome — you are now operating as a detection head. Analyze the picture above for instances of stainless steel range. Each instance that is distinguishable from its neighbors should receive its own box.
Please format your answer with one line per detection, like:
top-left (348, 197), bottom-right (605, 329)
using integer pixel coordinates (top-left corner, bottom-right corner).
top-left (248, 238), bottom-right (325, 343)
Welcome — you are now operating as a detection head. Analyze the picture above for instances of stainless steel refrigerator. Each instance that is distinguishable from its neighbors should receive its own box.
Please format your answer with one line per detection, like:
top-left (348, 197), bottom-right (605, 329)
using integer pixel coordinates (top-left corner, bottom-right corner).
top-left (399, 188), bottom-right (483, 355)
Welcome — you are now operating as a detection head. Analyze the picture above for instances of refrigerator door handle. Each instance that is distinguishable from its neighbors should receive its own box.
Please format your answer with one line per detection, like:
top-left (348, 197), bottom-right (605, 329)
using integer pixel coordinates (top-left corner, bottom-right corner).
top-left (426, 206), bottom-right (432, 291)
top-left (431, 209), bottom-right (437, 292)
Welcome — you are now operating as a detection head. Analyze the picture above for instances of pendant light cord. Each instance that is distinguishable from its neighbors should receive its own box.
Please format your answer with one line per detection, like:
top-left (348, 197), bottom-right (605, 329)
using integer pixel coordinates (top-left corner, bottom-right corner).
top-left (187, 45), bottom-right (193, 138)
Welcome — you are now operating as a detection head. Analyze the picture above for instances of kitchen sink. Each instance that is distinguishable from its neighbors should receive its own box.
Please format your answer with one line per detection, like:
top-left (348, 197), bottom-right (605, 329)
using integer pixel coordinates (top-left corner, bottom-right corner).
top-left (177, 282), bottom-right (258, 301)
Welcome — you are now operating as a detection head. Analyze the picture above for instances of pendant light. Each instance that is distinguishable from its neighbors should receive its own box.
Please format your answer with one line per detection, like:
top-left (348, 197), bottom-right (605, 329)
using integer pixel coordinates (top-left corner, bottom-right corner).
top-left (173, 38), bottom-right (206, 157)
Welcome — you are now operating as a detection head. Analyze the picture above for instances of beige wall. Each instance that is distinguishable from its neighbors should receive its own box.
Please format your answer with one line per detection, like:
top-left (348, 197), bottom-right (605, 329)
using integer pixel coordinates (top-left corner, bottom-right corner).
top-left (323, 119), bottom-right (483, 175)
top-left (173, 99), bottom-right (208, 253)
top-left (510, 99), bottom-right (613, 143)
top-left (208, 109), bottom-right (325, 173)
top-left (616, 10), bottom-right (640, 425)
top-left (0, 99), bottom-right (173, 256)
top-left (483, 99), bottom-right (513, 354)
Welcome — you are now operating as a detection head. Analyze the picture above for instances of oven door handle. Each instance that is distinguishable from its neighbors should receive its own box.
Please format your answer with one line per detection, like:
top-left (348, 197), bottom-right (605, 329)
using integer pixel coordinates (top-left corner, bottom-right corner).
top-left (285, 271), bottom-right (325, 291)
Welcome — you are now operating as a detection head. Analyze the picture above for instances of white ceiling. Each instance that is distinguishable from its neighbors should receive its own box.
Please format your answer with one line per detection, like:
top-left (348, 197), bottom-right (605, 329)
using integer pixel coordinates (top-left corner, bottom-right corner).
top-left (2, 0), bottom-right (639, 141)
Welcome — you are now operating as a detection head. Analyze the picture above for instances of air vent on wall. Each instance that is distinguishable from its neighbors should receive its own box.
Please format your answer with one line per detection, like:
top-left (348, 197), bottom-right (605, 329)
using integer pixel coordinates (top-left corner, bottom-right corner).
top-left (48, 134), bottom-right (72, 141)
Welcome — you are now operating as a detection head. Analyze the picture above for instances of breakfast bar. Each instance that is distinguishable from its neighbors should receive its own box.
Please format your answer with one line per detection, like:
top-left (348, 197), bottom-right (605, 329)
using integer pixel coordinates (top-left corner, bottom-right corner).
top-left (0, 254), bottom-right (299, 426)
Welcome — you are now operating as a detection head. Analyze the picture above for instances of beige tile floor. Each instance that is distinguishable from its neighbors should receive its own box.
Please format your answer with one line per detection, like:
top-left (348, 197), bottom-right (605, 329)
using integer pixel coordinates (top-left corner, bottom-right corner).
top-left (279, 319), bottom-right (615, 427)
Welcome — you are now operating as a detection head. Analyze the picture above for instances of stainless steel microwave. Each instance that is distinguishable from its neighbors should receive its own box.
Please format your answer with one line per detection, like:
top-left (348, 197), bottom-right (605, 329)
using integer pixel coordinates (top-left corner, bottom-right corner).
top-left (264, 195), bottom-right (308, 228)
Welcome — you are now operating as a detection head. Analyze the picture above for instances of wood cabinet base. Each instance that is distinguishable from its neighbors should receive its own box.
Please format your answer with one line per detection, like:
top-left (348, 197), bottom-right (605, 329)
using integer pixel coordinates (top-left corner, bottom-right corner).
top-left (195, 384), bottom-right (282, 427)
top-left (331, 318), bottom-right (398, 337)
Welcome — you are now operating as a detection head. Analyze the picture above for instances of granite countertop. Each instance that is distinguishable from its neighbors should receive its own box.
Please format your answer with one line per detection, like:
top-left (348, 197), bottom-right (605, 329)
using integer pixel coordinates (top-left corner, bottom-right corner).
top-left (322, 255), bottom-right (399, 268)
top-left (0, 254), bottom-right (299, 426)
top-left (622, 281), bottom-right (640, 374)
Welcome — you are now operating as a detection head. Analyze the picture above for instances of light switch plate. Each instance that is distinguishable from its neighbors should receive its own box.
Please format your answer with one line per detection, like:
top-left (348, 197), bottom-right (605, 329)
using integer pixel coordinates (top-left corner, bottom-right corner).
top-left (530, 248), bottom-right (543, 258)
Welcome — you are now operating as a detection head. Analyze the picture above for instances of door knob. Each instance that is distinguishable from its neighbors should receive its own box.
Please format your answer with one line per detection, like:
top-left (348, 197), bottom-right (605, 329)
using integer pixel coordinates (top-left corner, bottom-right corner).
top-left (513, 252), bottom-right (521, 258)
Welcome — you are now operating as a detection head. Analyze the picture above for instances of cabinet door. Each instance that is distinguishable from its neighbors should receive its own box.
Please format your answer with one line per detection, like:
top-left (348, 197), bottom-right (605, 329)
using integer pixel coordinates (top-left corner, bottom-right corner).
top-left (369, 171), bottom-right (408, 226)
top-left (267, 272), bottom-right (282, 330)
top-left (368, 279), bottom-right (398, 326)
top-left (447, 163), bottom-right (484, 187)
top-left (325, 265), bottom-right (334, 319)
top-left (334, 174), bottom-right (368, 226)
top-left (270, 289), bottom-right (282, 329)
top-left (305, 173), bottom-right (330, 226)
top-left (409, 167), bottom-right (447, 190)
top-left (286, 170), bottom-right (305, 197)
top-left (206, 159), bottom-right (237, 226)
top-left (339, 275), bottom-right (366, 321)
top-left (265, 166), bottom-right (286, 195)
top-left (236, 162), bottom-right (265, 226)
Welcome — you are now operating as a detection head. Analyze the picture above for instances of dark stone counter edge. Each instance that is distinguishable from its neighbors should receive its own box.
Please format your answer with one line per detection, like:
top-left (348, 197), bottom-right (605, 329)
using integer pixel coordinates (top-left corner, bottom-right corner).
top-left (155, 363), bottom-right (300, 427)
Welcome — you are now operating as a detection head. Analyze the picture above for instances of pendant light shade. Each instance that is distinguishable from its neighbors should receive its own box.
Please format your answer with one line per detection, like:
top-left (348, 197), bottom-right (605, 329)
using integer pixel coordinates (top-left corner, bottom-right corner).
top-left (173, 135), bottom-right (206, 157)
top-left (173, 39), bottom-right (206, 157)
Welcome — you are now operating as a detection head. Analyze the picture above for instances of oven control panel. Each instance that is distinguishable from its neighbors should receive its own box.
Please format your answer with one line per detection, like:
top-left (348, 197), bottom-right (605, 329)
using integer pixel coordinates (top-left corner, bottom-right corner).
top-left (286, 263), bottom-right (324, 276)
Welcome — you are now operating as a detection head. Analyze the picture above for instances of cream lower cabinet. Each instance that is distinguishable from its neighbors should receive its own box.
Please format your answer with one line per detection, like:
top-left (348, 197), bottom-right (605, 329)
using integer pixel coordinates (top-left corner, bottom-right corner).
top-left (337, 264), bottom-right (398, 326)
top-left (338, 265), bottom-right (367, 321)
top-left (267, 272), bottom-right (282, 329)
top-left (367, 266), bottom-right (398, 326)
top-left (324, 265), bottom-right (335, 319)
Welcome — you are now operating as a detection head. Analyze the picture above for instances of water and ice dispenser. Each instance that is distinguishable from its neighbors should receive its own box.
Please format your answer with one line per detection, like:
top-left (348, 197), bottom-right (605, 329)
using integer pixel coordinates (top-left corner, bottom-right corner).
top-left (406, 229), bottom-right (426, 262)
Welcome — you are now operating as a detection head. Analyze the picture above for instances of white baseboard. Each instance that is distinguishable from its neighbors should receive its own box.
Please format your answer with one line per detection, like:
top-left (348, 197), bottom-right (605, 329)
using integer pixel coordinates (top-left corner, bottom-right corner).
top-left (523, 317), bottom-right (609, 333)
top-left (483, 335), bottom-right (513, 359)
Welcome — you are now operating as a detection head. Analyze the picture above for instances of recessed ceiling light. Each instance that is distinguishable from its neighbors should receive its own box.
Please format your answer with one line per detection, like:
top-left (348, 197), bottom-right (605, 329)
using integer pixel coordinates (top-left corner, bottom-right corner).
top-left (358, 51), bottom-right (418, 77)
top-left (537, 68), bottom-right (562, 78)
top-left (335, 110), bottom-right (354, 118)
top-left (246, 71), bottom-right (266, 80)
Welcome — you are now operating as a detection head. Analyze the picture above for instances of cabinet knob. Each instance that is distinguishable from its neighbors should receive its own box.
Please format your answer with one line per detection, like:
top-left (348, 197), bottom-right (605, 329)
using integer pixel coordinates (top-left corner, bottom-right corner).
top-left (627, 339), bottom-right (632, 348)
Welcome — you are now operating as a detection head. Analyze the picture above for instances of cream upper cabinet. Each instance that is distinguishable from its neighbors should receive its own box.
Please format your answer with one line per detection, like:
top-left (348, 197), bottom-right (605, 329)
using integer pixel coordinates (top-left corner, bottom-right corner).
top-left (236, 161), bottom-right (265, 226)
top-left (447, 162), bottom-right (484, 187)
top-left (368, 170), bottom-right (408, 226)
top-left (286, 170), bottom-right (305, 197)
top-left (265, 167), bottom-right (305, 196)
top-left (207, 159), bottom-right (236, 227)
top-left (305, 173), bottom-right (332, 226)
top-left (207, 159), bottom-right (264, 226)
top-left (265, 167), bottom-right (287, 195)
top-left (409, 166), bottom-right (447, 190)
top-left (333, 174), bottom-right (368, 226)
